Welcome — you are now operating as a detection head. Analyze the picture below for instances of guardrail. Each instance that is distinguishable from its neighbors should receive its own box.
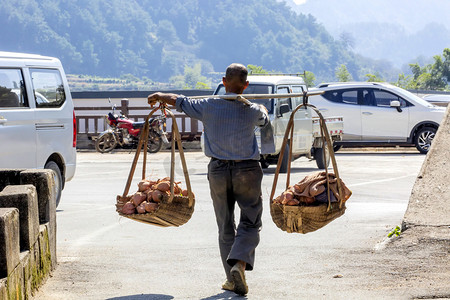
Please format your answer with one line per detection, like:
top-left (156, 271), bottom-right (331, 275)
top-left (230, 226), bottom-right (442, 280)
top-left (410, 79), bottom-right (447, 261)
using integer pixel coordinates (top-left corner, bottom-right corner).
top-left (73, 90), bottom-right (213, 148)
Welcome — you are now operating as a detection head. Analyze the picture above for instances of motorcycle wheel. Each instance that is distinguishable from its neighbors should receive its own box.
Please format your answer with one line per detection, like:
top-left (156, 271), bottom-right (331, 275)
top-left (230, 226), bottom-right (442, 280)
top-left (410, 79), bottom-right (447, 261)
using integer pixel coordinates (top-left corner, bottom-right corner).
top-left (147, 130), bottom-right (163, 153)
top-left (95, 132), bottom-right (118, 153)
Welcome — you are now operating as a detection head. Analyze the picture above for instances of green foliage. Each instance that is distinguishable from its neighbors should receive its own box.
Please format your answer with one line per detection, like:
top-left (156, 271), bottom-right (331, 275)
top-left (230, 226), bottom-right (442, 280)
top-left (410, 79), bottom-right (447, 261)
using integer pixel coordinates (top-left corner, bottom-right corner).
top-left (403, 48), bottom-right (450, 90)
top-left (365, 73), bottom-right (384, 82)
top-left (248, 65), bottom-right (268, 74)
top-left (304, 71), bottom-right (316, 87)
top-left (387, 226), bottom-right (402, 238)
top-left (335, 64), bottom-right (353, 82)
top-left (169, 64), bottom-right (211, 89)
top-left (0, 0), bottom-right (368, 84)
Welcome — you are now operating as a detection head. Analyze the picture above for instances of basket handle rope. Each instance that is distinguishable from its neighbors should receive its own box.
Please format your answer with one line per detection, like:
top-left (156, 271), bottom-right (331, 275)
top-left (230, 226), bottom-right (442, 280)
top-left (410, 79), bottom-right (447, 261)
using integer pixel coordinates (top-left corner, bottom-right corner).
top-left (121, 106), bottom-right (194, 208)
top-left (269, 102), bottom-right (345, 211)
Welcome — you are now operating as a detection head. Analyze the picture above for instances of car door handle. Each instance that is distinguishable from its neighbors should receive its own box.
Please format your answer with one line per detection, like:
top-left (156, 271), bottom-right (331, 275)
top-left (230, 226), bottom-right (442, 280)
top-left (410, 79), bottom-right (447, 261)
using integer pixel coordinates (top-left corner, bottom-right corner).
top-left (362, 112), bottom-right (373, 115)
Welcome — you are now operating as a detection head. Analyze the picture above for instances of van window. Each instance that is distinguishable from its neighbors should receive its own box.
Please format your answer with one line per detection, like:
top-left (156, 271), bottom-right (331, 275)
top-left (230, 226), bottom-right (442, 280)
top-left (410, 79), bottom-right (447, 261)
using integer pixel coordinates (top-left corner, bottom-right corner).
top-left (277, 86), bottom-right (291, 109)
top-left (291, 85), bottom-right (305, 108)
top-left (216, 83), bottom-right (274, 114)
top-left (30, 69), bottom-right (66, 108)
top-left (0, 68), bottom-right (28, 108)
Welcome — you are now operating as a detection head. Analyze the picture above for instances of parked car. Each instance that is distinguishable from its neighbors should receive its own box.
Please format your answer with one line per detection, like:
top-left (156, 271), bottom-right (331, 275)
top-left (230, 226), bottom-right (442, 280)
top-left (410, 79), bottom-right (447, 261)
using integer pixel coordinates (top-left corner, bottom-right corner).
top-left (308, 82), bottom-right (446, 153)
top-left (202, 74), bottom-right (344, 172)
top-left (0, 51), bottom-right (77, 206)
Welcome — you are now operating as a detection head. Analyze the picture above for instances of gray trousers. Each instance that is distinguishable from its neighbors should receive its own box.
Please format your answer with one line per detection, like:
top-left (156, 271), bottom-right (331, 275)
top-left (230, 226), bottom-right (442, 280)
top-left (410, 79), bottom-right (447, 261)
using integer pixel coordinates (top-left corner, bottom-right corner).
top-left (207, 158), bottom-right (263, 281)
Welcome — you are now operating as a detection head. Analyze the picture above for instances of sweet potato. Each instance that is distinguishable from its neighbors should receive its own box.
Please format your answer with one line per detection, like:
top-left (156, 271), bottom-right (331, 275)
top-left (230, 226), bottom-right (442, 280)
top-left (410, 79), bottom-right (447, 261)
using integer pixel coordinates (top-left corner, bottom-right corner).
top-left (151, 190), bottom-right (164, 203)
top-left (144, 202), bottom-right (158, 212)
top-left (156, 181), bottom-right (170, 192)
top-left (138, 180), bottom-right (151, 192)
top-left (122, 202), bottom-right (136, 215)
top-left (286, 199), bottom-right (300, 206)
top-left (132, 192), bottom-right (147, 206)
top-left (136, 203), bottom-right (147, 214)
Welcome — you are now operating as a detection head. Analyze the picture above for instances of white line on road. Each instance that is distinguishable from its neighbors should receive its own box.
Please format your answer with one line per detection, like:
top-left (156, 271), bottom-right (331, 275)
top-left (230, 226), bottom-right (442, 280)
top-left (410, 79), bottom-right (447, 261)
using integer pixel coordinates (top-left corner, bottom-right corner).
top-left (347, 173), bottom-right (417, 187)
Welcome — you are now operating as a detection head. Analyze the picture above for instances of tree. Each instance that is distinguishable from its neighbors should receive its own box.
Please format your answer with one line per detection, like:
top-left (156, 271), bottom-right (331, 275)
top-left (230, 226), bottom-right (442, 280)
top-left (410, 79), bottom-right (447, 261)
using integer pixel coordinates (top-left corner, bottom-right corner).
top-left (407, 48), bottom-right (450, 90)
top-left (365, 73), bottom-right (384, 82)
top-left (304, 71), bottom-right (316, 87)
top-left (247, 65), bottom-right (268, 74)
top-left (335, 64), bottom-right (352, 82)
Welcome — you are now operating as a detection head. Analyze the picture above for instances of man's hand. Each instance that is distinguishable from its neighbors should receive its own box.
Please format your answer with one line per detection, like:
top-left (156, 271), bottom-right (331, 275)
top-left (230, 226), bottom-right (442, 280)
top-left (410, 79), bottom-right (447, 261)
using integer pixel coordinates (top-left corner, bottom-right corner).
top-left (147, 92), bottom-right (162, 106)
top-left (147, 92), bottom-right (178, 106)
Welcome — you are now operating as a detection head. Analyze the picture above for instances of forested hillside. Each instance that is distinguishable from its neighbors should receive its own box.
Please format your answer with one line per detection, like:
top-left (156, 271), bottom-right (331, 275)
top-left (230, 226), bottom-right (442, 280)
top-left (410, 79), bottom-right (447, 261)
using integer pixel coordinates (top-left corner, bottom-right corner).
top-left (0, 0), bottom-right (395, 84)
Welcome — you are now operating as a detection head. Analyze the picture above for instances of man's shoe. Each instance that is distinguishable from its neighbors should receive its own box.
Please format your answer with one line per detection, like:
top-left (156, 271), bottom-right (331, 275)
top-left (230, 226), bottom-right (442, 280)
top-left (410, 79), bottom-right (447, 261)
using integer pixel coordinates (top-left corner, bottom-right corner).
top-left (221, 280), bottom-right (234, 291)
top-left (230, 263), bottom-right (248, 295)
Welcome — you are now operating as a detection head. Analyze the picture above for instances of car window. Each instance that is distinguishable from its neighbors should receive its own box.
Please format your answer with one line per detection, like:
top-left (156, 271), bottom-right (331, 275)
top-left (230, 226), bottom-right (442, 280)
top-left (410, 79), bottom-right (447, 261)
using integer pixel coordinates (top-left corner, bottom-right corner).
top-left (291, 85), bottom-right (305, 108)
top-left (323, 89), bottom-right (358, 105)
top-left (373, 89), bottom-right (407, 108)
top-left (277, 86), bottom-right (291, 109)
top-left (0, 68), bottom-right (28, 108)
top-left (30, 68), bottom-right (66, 108)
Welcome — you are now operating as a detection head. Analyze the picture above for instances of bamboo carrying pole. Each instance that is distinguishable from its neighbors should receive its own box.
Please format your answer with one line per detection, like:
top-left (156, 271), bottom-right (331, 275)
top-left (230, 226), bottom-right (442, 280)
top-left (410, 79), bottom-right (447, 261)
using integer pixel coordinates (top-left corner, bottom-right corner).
top-left (188, 91), bottom-right (324, 106)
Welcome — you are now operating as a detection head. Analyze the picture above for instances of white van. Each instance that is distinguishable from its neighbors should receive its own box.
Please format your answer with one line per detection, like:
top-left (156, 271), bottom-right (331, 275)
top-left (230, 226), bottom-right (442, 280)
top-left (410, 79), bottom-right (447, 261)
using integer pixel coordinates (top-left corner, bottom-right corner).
top-left (211, 74), bottom-right (344, 172)
top-left (0, 51), bottom-right (76, 205)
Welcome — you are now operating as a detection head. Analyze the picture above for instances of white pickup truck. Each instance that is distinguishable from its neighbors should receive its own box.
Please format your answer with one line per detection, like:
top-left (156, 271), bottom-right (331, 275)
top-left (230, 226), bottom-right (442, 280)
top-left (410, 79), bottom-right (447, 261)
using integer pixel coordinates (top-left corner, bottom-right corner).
top-left (212, 74), bottom-right (344, 172)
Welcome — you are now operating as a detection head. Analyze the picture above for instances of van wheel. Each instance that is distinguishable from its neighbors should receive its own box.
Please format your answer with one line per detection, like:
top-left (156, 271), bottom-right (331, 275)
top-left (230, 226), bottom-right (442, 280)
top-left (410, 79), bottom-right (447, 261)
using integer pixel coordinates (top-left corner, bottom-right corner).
top-left (45, 161), bottom-right (62, 207)
top-left (414, 127), bottom-right (436, 154)
top-left (279, 143), bottom-right (290, 173)
top-left (333, 144), bottom-right (342, 152)
top-left (260, 159), bottom-right (270, 169)
top-left (314, 143), bottom-right (330, 169)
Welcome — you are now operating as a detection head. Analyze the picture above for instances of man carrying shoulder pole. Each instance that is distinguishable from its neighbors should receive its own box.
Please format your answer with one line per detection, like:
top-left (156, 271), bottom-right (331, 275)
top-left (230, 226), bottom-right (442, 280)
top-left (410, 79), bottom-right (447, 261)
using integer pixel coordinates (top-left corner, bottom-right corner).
top-left (147, 63), bottom-right (269, 296)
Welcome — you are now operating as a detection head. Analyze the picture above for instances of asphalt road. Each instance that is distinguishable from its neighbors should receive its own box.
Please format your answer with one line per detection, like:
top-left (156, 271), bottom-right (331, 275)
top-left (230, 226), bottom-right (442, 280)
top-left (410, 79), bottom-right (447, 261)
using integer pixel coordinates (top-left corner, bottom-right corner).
top-left (32, 149), bottom-right (426, 300)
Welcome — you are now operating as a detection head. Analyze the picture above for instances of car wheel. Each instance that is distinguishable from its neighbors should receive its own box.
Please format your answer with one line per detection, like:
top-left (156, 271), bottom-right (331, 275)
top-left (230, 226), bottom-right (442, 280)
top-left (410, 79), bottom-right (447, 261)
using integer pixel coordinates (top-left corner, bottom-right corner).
top-left (333, 144), bottom-right (342, 152)
top-left (414, 127), bottom-right (436, 154)
top-left (314, 143), bottom-right (330, 169)
top-left (95, 132), bottom-right (117, 153)
top-left (44, 161), bottom-right (62, 207)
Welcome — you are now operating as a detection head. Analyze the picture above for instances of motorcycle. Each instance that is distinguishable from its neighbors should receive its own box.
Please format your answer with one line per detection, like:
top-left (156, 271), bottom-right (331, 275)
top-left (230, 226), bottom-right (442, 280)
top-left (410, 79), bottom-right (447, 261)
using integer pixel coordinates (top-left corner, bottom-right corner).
top-left (95, 101), bottom-right (169, 153)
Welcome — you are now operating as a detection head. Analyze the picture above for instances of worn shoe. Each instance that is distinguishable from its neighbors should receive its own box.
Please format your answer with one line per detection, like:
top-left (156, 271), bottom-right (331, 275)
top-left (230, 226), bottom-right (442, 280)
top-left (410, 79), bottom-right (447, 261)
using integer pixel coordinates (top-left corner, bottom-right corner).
top-left (230, 263), bottom-right (248, 295)
top-left (221, 280), bottom-right (234, 291)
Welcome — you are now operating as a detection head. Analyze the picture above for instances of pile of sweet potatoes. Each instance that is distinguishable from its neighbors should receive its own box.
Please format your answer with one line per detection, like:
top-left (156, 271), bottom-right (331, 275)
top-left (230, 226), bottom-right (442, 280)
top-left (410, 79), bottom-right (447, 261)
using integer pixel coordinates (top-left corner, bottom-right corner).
top-left (120, 177), bottom-right (190, 215)
top-left (272, 182), bottom-right (336, 206)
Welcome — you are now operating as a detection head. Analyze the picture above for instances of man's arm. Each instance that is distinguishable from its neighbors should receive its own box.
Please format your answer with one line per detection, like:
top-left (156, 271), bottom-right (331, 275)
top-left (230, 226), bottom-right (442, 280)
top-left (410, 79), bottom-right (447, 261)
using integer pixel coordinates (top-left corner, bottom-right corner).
top-left (147, 92), bottom-right (179, 106)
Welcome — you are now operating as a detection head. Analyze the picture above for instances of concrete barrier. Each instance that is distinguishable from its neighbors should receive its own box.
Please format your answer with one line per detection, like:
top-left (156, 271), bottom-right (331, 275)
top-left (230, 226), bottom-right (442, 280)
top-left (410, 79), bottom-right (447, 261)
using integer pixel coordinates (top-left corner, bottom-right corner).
top-left (403, 105), bottom-right (450, 229)
top-left (0, 169), bottom-right (56, 299)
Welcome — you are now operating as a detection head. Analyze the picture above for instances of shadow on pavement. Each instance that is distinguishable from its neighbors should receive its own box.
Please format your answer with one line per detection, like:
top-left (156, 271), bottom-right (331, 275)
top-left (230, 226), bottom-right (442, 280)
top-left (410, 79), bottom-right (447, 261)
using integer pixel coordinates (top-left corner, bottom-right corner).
top-left (106, 294), bottom-right (174, 300)
top-left (200, 290), bottom-right (247, 299)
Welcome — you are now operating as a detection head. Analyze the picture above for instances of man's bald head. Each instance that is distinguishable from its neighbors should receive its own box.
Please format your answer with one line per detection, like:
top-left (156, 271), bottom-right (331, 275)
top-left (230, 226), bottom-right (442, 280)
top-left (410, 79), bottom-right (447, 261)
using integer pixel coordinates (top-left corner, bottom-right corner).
top-left (225, 63), bottom-right (248, 85)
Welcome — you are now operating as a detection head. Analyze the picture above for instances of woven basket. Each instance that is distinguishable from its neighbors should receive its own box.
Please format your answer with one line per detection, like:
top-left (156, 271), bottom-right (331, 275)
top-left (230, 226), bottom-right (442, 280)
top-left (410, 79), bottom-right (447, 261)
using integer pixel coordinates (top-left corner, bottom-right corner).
top-left (116, 107), bottom-right (195, 227)
top-left (269, 102), bottom-right (349, 234)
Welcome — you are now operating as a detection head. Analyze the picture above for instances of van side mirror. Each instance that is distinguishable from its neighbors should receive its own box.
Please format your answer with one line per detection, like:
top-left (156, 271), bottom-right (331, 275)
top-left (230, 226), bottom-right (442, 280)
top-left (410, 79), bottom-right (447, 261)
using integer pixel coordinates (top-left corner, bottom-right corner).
top-left (390, 100), bottom-right (402, 112)
top-left (278, 104), bottom-right (290, 117)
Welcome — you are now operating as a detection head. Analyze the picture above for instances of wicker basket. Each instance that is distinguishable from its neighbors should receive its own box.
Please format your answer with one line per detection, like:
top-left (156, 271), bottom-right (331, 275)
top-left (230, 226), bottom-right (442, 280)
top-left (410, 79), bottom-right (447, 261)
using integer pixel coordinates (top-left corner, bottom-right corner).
top-left (116, 107), bottom-right (195, 227)
top-left (269, 102), bottom-right (350, 234)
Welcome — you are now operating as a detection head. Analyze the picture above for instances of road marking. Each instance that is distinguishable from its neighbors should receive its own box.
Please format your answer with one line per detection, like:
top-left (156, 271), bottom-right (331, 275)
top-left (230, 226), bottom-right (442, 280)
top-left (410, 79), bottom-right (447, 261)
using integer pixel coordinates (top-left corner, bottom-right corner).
top-left (347, 174), bottom-right (417, 187)
top-left (60, 218), bottom-right (132, 260)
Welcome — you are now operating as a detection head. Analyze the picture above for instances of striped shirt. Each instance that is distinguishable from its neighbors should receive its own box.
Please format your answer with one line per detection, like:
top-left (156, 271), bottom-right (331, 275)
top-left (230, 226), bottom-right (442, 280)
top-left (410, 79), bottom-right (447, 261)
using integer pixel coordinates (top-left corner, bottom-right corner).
top-left (176, 93), bottom-right (269, 160)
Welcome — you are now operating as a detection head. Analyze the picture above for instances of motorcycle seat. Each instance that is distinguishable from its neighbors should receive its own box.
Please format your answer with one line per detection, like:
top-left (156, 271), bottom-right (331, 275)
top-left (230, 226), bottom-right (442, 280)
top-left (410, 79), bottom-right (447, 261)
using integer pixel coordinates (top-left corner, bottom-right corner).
top-left (132, 121), bottom-right (146, 129)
